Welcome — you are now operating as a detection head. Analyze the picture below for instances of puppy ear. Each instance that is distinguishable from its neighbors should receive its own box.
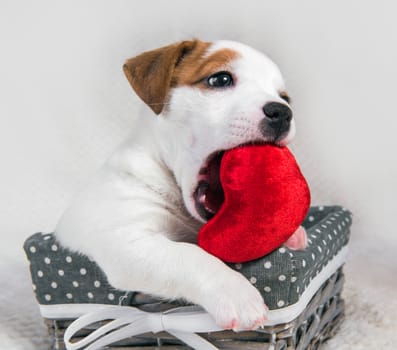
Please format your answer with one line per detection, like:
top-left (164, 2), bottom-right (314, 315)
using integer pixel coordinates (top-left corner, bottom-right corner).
top-left (123, 40), bottom-right (201, 115)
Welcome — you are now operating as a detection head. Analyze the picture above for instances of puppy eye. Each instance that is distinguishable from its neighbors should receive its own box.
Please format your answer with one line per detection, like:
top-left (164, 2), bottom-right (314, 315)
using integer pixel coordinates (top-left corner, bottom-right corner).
top-left (279, 92), bottom-right (291, 103)
top-left (207, 72), bottom-right (233, 88)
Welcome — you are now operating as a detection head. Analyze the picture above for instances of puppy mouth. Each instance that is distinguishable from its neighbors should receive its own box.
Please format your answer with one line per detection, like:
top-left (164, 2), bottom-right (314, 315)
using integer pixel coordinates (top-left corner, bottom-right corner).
top-left (193, 136), bottom-right (290, 221)
top-left (193, 151), bottom-right (225, 221)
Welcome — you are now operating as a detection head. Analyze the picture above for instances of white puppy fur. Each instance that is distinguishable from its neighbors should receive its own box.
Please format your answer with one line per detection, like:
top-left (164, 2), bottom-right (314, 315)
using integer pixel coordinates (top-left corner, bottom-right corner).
top-left (56, 40), bottom-right (299, 331)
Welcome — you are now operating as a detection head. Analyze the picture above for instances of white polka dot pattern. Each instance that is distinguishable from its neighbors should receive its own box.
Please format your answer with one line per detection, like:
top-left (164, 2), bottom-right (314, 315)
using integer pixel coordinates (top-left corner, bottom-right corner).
top-left (24, 231), bottom-right (137, 307)
top-left (23, 206), bottom-right (351, 311)
top-left (224, 206), bottom-right (351, 310)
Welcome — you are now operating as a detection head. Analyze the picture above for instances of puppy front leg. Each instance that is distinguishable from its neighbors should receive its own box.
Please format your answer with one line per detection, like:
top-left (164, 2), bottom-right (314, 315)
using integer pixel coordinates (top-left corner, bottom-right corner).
top-left (96, 233), bottom-right (267, 331)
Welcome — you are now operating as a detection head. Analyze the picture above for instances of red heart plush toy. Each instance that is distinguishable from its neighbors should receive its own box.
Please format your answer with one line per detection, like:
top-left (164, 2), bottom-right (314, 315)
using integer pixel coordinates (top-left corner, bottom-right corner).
top-left (197, 144), bottom-right (310, 263)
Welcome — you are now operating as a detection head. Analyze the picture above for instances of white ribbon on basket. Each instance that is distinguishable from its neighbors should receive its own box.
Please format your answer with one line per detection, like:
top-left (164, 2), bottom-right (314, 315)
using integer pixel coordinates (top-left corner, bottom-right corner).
top-left (64, 305), bottom-right (224, 350)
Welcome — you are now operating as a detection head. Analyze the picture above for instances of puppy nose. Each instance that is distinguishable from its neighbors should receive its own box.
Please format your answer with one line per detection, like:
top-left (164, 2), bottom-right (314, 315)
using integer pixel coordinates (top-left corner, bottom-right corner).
top-left (262, 102), bottom-right (292, 123)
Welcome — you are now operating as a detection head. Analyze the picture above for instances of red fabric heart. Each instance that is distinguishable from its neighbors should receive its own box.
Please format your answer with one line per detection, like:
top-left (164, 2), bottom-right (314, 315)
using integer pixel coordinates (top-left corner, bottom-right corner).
top-left (198, 144), bottom-right (310, 263)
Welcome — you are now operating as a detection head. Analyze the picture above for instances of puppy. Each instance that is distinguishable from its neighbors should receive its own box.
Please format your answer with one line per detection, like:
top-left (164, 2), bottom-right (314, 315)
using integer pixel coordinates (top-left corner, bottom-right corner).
top-left (56, 39), bottom-right (307, 331)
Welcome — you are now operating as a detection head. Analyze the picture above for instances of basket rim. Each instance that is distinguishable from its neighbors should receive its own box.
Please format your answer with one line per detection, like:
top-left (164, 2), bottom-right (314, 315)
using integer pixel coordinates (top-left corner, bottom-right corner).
top-left (38, 245), bottom-right (348, 326)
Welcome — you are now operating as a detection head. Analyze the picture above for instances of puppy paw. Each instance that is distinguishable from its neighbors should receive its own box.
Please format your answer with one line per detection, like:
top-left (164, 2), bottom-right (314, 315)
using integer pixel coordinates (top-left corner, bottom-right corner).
top-left (203, 273), bottom-right (267, 331)
top-left (284, 226), bottom-right (307, 250)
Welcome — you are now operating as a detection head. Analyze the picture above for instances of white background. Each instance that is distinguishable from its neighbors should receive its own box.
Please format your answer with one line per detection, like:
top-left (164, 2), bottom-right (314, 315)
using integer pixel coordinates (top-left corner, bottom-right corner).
top-left (0, 0), bottom-right (396, 348)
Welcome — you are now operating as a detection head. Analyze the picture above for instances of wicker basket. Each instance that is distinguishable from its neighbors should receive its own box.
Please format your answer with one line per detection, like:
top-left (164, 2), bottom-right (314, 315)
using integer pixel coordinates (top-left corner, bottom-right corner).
top-left (24, 206), bottom-right (352, 350)
top-left (45, 268), bottom-right (344, 350)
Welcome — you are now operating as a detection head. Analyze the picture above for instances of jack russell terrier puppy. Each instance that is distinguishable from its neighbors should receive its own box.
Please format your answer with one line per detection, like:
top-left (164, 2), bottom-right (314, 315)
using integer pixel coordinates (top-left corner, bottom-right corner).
top-left (56, 39), bottom-right (307, 331)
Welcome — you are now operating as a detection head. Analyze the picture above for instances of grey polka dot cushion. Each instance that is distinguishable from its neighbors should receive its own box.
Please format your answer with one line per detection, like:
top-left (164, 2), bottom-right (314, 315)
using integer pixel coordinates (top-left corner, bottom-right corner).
top-left (24, 206), bottom-right (351, 323)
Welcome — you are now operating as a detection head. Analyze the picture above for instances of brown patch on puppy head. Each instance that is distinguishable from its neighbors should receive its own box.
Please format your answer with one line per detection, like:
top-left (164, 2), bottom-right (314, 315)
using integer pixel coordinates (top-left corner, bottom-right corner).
top-left (123, 39), bottom-right (211, 114)
top-left (173, 48), bottom-right (239, 87)
top-left (123, 40), bottom-right (240, 115)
